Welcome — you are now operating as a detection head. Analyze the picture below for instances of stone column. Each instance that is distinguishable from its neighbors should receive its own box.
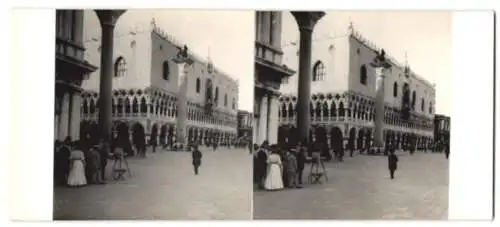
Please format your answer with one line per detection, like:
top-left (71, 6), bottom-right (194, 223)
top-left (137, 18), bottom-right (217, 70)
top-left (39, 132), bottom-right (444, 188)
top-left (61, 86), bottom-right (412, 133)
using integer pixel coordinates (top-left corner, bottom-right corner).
top-left (253, 116), bottom-right (259, 145)
top-left (291, 12), bottom-right (325, 143)
top-left (73, 10), bottom-right (84, 45)
top-left (58, 92), bottom-right (71, 141)
top-left (267, 94), bottom-right (279, 144)
top-left (258, 95), bottom-right (268, 144)
top-left (69, 92), bottom-right (82, 140)
top-left (263, 12), bottom-right (271, 43)
top-left (95, 10), bottom-right (125, 145)
top-left (174, 59), bottom-right (193, 149)
top-left (54, 115), bottom-right (59, 141)
top-left (373, 67), bottom-right (386, 148)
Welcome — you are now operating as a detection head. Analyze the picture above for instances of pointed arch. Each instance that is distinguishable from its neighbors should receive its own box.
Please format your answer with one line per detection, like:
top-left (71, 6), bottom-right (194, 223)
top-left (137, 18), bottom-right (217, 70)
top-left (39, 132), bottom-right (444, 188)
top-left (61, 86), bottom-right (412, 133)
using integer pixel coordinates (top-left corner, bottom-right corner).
top-left (421, 98), bottom-right (425, 111)
top-left (339, 101), bottom-right (345, 117)
top-left (330, 101), bottom-right (337, 117)
top-left (288, 102), bottom-right (294, 118)
top-left (322, 101), bottom-right (329, 117)
top-left (83, 99), bottom-right (89, 114)
top-left (89, 99), bottom-right (96, 114)
top-left (315, 101), bottom-right (321, 117)
top-left (132, 96), bottom-right (139, 113)
top-left (281, 102), bottom-right (288, 118)
top-left (140, 97), bottom-right (147, 113)
top-left (124, 97), bottom-right (131, 113)
top-left (117, 97), bottom-right (123, 114)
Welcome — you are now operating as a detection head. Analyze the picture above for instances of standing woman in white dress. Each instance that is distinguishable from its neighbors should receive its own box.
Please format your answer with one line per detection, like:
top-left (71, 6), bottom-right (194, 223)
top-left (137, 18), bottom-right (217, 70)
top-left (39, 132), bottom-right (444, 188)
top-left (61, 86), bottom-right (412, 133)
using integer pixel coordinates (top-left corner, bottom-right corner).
top-left (264, 149), bottom-right (284, 191)
top-left (67, 144), bottom-right (87, 187)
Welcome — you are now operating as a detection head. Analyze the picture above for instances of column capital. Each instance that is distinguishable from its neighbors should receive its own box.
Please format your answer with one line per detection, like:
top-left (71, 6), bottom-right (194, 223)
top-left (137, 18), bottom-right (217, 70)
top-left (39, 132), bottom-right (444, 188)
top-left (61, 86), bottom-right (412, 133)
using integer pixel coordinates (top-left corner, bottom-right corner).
top-left (95, 10), bottom-right (126, 27)
top-left (291, 11), bottom-right (325, 32)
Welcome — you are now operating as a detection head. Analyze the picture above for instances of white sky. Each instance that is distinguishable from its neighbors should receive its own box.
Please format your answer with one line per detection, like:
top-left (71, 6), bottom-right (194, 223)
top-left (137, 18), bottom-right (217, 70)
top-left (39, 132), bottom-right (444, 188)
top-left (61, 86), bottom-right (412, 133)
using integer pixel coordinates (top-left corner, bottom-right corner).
top-left (281, 11), bottom-right (452, 116)
top-left (114, 10), bottom-right (255, 112)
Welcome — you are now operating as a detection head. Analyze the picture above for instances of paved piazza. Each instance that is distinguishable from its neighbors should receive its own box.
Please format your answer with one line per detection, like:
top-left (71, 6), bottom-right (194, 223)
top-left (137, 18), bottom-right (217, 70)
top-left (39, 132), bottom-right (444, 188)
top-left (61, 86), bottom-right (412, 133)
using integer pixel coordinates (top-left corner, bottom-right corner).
top-left (54, 147), bottom-right (252, 220)
top-left (253, 152), bottom-right (449, 220)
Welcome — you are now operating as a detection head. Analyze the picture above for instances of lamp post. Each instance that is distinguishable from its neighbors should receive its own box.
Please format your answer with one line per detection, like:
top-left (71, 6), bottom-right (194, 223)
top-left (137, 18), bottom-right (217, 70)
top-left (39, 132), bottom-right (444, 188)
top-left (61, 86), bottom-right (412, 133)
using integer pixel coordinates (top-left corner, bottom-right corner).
top-left (172, 45), bottom-right (194, 151)
top-left (370, 49), bottom-right (392, 150)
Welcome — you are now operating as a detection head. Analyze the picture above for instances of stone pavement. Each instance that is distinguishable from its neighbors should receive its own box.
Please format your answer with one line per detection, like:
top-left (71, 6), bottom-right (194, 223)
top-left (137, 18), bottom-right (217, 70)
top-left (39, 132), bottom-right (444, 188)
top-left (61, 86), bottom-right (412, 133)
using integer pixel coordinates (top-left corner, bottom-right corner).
top-left (253, 152), bottom-right (449, 220)
top-left (53, 147), bottom-right (252, 220)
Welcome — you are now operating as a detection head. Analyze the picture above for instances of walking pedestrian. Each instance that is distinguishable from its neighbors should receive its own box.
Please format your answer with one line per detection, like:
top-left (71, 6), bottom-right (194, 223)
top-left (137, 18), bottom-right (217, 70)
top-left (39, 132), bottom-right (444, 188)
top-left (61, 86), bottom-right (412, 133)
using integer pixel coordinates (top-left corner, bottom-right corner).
top-left (387, 148), bottom-right (399, 180)
top-left (191, 144), bottom-right (203, 175)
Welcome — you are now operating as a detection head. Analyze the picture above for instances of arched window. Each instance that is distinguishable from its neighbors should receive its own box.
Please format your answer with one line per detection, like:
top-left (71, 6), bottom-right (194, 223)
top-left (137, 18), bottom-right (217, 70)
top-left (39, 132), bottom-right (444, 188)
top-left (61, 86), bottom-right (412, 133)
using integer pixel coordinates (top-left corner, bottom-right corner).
top-left (132, 97), bottom-right (139, 113)
top-left (83, 100), bottom-right (89, 114)
top-left (339, 102), bottom-right (345, 117)
top-left (288, 102), bottom-right (294, 117)
top-left (224, 94), bottom-right (228, 107)
top-left (114, 57), bottom-right (127, 77)
top-left (140, 97), bottom-right (147, 113)
top-left (312, 61), bottom-right (326, 81)
top-left (315, 101), bottom-right (321, 117)
top-left (125, 98), bottom-right (131, 113)
top-left (111, 99), bottom-right (115, 114)
top-left (429, 102), bottom-right (433, 114)
top-left (393, 82), bottom-right (398, 97)
top-left (330, 101), bottom-right (337, 117)
top-left (322, 102), bottom-right (329, 117)
top-left (89, 99), bottom-right (95, 114)
top-left (162, 61), bottom-right (170, 80)
top-left (117, 98), bottom-right (123, 114)
top-left (196, 78), bottom-right (201, 93)
top-left (232, 98), bottom-right (236, 109)
top-left (281, 103), bottom-right (287, 118)
top-left (421, 98), bottom-right (425, 111)
top-left (411, 91), bottom-right (417, 109)
top-left (215, 87), bottom-right (219, 104)
top-left (360, 64), bottom-right (367, 85)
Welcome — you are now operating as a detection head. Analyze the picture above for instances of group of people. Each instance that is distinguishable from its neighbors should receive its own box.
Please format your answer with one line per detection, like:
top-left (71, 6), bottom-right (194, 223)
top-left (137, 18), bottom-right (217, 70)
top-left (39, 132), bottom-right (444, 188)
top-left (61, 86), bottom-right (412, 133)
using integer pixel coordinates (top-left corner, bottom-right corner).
top-left (54, 137), bottom-right (111, 188)
top-left (253, 141), bottom-right (308, 191)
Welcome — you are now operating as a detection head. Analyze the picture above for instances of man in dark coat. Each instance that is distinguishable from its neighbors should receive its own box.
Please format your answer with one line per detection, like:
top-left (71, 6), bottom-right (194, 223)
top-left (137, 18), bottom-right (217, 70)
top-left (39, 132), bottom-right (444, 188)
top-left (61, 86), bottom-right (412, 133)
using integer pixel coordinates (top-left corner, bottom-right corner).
top-left (256, 145), bottom-right (268, 189)
top-left (387, 149), bottom-right (399, 179)
top-left (191, 144), bottom-right (203, 175)
top-left (295, 144), bottom-right (306, 187)
top-left (279, 146), bottom-right (289, 188)
top-left (98, 142), bottom-right (110, 180)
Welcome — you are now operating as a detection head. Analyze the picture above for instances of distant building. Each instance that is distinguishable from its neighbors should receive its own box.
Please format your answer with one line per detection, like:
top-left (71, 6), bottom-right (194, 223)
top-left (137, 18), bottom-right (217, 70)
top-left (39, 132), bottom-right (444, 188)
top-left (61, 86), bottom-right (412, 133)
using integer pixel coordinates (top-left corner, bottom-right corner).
top-left (55, 10), bottom-right (97, 141)
top-left (254, 11), bottom-right (296, 145)
top-left (434, 114), bottom-right (450, 149)
top-left (80, 13), bottom-right (239, 148)
top-left (237, 110), bottom-right (253, 143)
top-left (278, 25), bottom-right (435, 151)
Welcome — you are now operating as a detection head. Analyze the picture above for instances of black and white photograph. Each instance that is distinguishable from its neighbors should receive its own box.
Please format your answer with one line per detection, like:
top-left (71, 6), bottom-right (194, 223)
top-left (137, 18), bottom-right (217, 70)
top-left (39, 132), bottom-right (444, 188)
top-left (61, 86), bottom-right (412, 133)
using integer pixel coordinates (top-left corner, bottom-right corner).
top-left (53, 9), bottom-right (254, 220)
top-left (6, 2), bottom-right (495, 224)
top-left (253, 11), bottom-right (452, 220)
